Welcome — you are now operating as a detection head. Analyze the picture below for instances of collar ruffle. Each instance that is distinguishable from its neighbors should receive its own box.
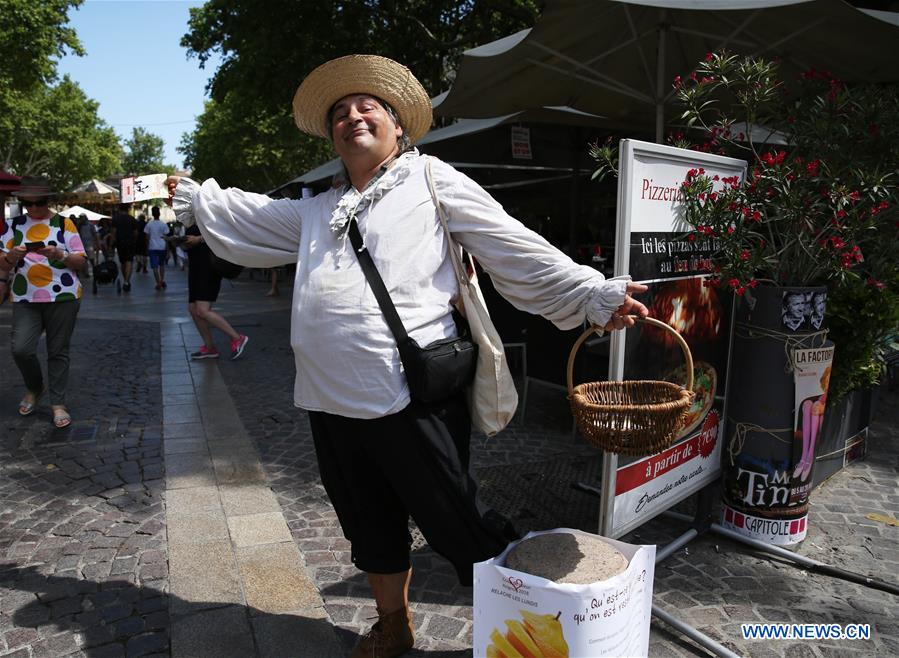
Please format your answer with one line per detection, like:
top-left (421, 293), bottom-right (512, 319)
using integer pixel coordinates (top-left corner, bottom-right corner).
top-left (329, 149), bottom-right (418, 237)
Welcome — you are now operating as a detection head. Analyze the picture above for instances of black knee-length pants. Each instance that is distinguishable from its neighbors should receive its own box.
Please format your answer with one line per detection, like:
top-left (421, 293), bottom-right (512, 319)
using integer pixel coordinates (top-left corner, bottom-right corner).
top-left (309, 392), bottom-right (509, 586)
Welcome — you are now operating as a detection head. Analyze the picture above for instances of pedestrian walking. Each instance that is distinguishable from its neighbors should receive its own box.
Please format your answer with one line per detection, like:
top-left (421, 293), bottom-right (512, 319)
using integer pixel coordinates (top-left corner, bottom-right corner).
top-left (0, 177), bottom-right (87, 429)
top-left (265, 268), bottom-right (280, 296)
top-left (182, 224), bottom-right (249, 360)
top-left (172, 222), bottom-right (188, 270)
top-left (111, 204), bottom-right (137, 292)
top-left (75, 214), bottom-right (98, 278)
top-left (167, 55), bottom-right (648, 658)
top-left (144, 206), bottom-right (169, 290)
top-left (135, 213), bottom-right (149, 273)
top-left (97, 216), bottom-right (113, 261)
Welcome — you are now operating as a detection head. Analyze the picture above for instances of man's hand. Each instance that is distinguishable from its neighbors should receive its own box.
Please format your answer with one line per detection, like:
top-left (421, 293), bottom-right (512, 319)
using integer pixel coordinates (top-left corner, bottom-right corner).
top-left (603, 282), bottom-right (650, 331)
top-left (182, 235), bottom-right (203, 250)
top-left (164, 175), bottom-right (181, 206)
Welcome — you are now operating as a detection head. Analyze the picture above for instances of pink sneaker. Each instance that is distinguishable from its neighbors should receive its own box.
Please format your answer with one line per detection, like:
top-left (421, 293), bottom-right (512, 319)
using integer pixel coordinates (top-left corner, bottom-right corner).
top-left (230, 334), bottom-right (249, 360)
top-left (191, 346), bottom-right (219, 360)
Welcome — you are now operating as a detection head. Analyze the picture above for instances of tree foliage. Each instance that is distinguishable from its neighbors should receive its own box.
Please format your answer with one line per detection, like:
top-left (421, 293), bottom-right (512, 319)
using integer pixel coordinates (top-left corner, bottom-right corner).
top-left (122, 127), bottom-right (170, 176)
top-left (179, 0), bottom-right (541, 189)
top-left (180, 95), bottom-right (333, 192)
top-left (0, 0), bottom-right (121, 189)
top-left (0, 76), bottom-right (122, 191)
top-left (0, 0), bottom-right (84, 91)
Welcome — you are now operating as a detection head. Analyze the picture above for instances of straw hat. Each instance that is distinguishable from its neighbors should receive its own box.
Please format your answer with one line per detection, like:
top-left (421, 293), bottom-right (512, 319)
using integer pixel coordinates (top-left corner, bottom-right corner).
top-left (292, 55), bottom-right (432, 143)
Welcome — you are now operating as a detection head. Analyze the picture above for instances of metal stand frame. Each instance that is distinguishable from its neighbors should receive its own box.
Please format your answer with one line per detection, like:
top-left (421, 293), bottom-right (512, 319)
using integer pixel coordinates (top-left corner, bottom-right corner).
top-left (575, 482), bottom-right (898, 657)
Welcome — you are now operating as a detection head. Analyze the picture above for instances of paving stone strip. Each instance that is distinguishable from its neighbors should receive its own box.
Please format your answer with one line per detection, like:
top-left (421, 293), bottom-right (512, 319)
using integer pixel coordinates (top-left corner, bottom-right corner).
top-left (160, 323), bottom-right (343, 658)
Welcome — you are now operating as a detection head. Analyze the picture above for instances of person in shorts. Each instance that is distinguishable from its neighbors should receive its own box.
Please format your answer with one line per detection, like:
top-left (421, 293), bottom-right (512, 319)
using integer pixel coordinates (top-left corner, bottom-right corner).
top-left (111, 204), bottom-right (137, 292)
top-left (167, 55), bottom-right (648, 658)
top-left (144, 206), bottom-right (170, 290)
top-left (182, 224), bottom-right (249, 360)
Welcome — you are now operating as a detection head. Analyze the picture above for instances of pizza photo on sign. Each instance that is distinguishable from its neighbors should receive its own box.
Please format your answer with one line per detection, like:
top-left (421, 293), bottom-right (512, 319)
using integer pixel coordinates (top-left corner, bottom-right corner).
top-left (666, 361), bottom-right (717, 438)
top-left (623, 277), bottom-right (726, 440)
top-left (644, 278), bottom-right (722, 349)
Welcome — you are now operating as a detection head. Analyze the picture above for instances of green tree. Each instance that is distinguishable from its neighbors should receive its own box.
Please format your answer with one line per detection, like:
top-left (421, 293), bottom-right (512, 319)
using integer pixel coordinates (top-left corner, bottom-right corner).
top-left (179, 95), bottom-right (333, 191)
top-left (0, 76), bottom-right (122, 190)
top-left (122, 127), bottom-right (170, 175)
top-left (179, 0), bottom-right (540, 189)
top-left (0, 0), bottom-right (84, 91)
top-left (0, 0), bottom-right (121, 189)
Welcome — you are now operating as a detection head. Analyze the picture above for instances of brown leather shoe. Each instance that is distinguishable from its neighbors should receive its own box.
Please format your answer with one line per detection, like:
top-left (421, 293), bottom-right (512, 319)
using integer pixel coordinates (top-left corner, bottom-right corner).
top-left (351, 606), bottom-right (414, 658)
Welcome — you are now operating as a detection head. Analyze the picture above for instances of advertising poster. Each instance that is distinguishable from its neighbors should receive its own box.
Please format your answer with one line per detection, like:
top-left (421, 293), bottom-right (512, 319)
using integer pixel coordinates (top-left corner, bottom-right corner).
top-left (474, 529), bottom-right (654, 658)
top-left (120, 176), bottom-right (135, 203)
top-left (120, 173), bottom-right (168, 204)
top-left (721, 344), bottom-right (833, 545)
top-left (601, 140), bottom-right (746, 537)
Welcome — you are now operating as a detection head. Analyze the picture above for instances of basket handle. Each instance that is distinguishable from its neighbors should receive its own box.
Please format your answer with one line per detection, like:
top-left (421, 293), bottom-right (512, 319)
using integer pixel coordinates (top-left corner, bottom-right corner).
top-left (566, 316), bottom-right (694, 395)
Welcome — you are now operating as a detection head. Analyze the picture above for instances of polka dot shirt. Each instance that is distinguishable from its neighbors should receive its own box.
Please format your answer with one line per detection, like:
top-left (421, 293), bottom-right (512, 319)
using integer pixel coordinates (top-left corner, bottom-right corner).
top-left (1, 213), bottom-right (86, 302)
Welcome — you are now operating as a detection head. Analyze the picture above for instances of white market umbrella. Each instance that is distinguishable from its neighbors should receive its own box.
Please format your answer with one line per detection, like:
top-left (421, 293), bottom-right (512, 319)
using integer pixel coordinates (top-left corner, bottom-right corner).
top-left (69, 178), bottom-right (119, 197)
top-left (60, 205), bottom-right (110, 223)
top-left (436, 0), bottom-right (899, 142)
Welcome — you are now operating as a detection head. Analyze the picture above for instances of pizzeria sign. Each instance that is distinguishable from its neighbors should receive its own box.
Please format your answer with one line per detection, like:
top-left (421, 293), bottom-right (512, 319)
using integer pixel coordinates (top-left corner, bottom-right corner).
top-left (599, 140), bottom-right (747, 538)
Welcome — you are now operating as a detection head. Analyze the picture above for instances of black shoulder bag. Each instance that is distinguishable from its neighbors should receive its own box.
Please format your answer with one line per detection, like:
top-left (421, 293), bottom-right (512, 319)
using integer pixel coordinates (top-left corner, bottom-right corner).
top-left (348, 217), bottom-right (477, 404)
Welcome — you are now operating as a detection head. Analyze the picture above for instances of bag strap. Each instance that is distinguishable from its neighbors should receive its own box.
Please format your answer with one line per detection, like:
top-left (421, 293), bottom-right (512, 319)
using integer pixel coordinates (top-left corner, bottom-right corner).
top-left (347, 217), bottom-right (412, 347)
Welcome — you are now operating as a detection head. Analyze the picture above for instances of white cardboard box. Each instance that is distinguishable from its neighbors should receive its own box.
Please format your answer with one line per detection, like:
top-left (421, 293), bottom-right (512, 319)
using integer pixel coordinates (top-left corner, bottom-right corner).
top-left (474, 528), bottom-right (655, 658)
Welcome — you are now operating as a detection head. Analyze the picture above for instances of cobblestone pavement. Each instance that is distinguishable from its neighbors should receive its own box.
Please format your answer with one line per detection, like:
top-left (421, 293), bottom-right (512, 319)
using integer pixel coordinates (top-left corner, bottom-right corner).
top-left (0, 316), bottom-right (168, 658)
top-left (217, 309), bottom-right (899, 658)
top-left (2, 269), bottom-right (897, 657)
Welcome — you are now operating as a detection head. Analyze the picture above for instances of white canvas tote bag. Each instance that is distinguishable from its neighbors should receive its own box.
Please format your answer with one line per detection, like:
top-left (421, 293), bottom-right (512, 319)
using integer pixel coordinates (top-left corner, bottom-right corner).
top-left (425, 159), bottom-right (518, 436)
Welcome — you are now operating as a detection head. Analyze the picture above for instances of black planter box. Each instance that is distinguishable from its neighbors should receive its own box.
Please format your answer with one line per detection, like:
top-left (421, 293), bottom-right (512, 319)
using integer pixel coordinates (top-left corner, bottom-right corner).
top-left (812, 386), bottom-right (877, 488)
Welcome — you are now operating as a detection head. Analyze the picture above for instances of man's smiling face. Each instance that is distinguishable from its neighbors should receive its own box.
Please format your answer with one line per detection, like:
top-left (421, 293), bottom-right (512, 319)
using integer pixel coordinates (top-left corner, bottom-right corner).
top-left (330, 94), bottom-right (402, 163)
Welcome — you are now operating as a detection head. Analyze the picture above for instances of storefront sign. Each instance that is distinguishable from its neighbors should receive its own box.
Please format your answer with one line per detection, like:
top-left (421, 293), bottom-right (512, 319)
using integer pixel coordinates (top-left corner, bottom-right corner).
top-left (600, 140), bottom-right (746, 538)
top-left (511, 126), bottom-right (532, 160)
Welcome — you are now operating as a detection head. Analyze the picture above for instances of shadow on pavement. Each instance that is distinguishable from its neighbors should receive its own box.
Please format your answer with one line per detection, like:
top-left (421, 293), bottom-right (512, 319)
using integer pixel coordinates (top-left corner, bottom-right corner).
top-left (3, 563), bottom-right (476, 657)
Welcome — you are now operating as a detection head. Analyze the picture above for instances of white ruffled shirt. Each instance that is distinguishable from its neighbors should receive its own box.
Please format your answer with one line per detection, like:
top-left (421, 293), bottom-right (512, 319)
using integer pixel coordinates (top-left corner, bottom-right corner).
top-left (174, 151), bottom-right (630, 419)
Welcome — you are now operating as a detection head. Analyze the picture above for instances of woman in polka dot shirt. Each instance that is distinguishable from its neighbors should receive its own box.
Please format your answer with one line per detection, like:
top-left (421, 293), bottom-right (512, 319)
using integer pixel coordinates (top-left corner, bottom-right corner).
top-left (0, 177), bottom-right (87, 429)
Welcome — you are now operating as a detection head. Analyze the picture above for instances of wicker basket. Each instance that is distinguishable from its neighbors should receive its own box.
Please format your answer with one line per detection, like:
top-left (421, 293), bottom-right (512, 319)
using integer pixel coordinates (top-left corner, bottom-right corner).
top-left (567, 316), bottom-right (695, 456)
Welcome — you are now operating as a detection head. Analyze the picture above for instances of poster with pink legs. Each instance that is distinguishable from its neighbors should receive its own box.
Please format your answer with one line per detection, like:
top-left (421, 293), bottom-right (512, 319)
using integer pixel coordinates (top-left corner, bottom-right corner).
top-left (788, 346), bottom-right (835, 540)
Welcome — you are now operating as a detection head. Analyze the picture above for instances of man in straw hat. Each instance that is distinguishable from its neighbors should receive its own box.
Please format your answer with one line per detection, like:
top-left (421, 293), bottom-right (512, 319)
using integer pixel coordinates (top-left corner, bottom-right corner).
top-left (166, 54), bottom-right (647, 657)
